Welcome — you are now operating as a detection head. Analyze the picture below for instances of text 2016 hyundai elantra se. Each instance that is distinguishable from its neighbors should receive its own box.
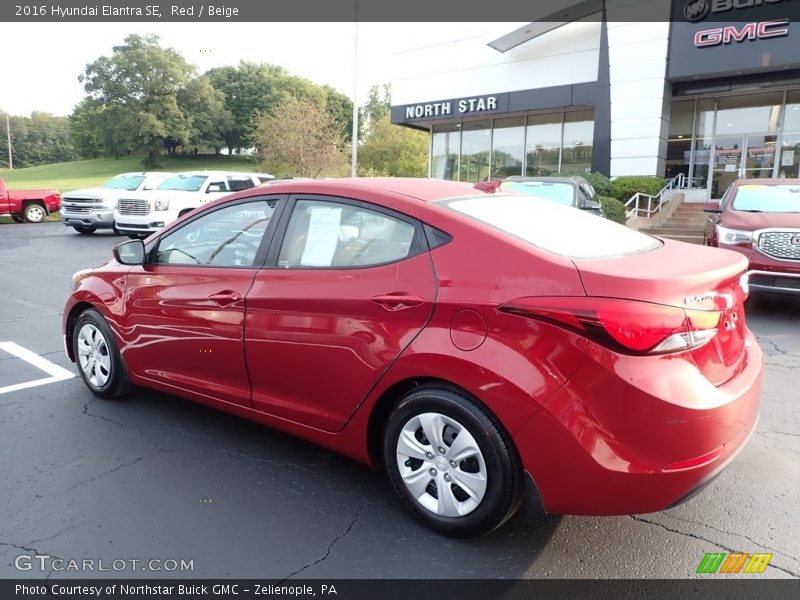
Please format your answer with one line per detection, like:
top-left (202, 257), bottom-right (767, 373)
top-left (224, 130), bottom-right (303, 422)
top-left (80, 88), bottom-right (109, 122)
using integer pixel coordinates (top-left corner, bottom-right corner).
top-left (64, 178), bottom-right (762, 537)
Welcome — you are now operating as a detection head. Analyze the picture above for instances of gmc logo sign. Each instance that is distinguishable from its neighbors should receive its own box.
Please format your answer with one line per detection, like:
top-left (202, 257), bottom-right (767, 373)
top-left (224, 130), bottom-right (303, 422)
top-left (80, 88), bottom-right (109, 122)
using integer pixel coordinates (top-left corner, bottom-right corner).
top-left (694, 18), bottom-right (790, 47)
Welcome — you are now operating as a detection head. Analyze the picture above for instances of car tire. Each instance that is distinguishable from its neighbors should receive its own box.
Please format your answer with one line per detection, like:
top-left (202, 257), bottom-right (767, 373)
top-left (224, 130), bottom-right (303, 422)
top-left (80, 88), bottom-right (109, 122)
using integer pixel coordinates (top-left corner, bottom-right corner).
top-left (73, 226), bottom-right (96, 234)
top-left (383, 385), bottom-right (523, 537)
top-left (72, 308), bottom-right (130, 399)
top-left (23, 203), bottom-right (46, 223)
top-left (112, 223), bottom-right (121, 235)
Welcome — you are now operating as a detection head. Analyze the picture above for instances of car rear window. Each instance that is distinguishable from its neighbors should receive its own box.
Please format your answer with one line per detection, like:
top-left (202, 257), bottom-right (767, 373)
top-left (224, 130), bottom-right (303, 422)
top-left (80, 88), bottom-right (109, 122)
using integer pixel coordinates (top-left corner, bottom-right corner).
top-left (732, 184), bottom-right (800, 213)
top-left (500, 181), bottom-right (574, 206)
top-left (440, 194), bottom-right (660, 259)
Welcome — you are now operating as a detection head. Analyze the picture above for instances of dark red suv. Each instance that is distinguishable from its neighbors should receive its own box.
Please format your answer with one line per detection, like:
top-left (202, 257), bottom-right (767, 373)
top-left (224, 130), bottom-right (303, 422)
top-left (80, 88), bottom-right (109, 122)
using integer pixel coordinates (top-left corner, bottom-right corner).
top-left (704, 178), bottom-right (800, 295)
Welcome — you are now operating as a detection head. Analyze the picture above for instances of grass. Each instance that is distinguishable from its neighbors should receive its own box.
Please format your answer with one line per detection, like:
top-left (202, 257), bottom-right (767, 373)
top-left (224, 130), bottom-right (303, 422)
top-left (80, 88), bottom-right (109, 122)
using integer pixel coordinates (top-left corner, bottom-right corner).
top-left (0, 155), bottom-right (261, 191)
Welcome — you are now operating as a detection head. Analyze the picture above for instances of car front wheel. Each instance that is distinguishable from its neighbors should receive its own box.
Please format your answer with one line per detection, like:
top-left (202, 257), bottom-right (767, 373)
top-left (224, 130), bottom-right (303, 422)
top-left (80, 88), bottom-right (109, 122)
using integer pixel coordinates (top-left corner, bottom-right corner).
top-left (72, 308), bottom-right (130, 399)
top-left (383, 386), bottom-right (523, 537)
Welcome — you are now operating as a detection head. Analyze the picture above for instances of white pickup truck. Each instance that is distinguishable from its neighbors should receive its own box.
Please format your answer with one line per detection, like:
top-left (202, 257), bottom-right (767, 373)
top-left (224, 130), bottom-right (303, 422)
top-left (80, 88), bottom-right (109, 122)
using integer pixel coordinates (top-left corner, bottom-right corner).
top-left (61, 172), bottom-right (174, 234)
top-left (113, 170), bottom-right (274, 238)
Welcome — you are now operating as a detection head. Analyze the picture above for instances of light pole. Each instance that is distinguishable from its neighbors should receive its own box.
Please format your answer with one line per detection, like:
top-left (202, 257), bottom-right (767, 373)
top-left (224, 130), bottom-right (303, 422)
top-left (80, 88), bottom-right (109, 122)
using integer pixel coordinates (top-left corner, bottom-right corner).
top-left (5, 112), bottom-right (11, 170)
top-left (350, 15), bottom-right (359, 178)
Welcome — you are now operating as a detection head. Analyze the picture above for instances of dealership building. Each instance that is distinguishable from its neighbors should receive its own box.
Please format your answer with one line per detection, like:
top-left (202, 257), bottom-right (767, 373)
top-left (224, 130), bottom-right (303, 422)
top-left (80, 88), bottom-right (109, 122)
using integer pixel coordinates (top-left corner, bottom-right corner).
top-left (390, 0), bottom-right (800, 199)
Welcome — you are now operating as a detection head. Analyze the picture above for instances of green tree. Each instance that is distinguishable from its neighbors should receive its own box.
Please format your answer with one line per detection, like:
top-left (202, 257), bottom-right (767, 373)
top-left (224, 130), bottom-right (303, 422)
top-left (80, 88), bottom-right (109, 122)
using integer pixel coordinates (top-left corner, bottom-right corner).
top-left (79, 34), bottom-right (193, 166)
top-left (0, 111), bottom-right (77, 168)
top-left (177, 76), bottom-right (233, 154)
top-left (207, 62), bottom-right (355, 153)
top-left (253, 95), bottom-right (346, 177)
top-left (363, 83), bottom-right (391, 126)
top-left (358, 113), bottom-right (428, 177)
top-left (69, 99), bottom-right (107, 159)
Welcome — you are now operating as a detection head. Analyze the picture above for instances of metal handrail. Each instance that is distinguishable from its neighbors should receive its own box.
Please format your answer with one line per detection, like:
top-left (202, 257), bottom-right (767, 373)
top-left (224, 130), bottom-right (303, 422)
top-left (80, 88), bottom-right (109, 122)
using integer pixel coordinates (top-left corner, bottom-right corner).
top-left (624, 173), bottom-right (687, 220)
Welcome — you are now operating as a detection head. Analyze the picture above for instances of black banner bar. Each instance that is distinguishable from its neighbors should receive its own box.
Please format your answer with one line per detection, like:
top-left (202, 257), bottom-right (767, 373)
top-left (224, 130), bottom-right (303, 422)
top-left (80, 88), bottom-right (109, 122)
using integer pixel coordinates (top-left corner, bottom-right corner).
top-left (2, 579), bottom-right (799, 600)
top-left (2, 0), bottom-right (800, 23)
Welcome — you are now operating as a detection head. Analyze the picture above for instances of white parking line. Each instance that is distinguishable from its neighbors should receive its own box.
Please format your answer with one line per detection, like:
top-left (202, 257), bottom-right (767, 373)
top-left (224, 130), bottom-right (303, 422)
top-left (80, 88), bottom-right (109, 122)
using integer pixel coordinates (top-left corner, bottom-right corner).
top-left (0, 341), bottom-right (75, 395)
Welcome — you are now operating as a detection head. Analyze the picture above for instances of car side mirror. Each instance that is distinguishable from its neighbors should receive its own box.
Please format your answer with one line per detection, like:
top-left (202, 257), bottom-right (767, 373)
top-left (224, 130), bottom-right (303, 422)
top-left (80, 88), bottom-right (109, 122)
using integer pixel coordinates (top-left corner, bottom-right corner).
top-left (703, 201), bottom-right (722, 214)
top-left (113, 239), bottom-right (146, 265)
top-left (580, 199), bottom-right (602, 211)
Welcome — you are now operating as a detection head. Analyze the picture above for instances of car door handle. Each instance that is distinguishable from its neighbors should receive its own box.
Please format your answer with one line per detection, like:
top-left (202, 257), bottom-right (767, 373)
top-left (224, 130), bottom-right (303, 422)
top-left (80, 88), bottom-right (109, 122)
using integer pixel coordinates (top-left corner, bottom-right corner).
top-left (370, 294), bottom-right (425, 311)
top-left (208, 291), bottom-right (242, 306)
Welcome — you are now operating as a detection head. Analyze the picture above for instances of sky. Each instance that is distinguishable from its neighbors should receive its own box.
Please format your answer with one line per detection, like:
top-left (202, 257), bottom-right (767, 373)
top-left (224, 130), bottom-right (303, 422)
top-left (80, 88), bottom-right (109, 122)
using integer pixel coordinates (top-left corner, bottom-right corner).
top-left (1, 22), bottom-right (524, 117)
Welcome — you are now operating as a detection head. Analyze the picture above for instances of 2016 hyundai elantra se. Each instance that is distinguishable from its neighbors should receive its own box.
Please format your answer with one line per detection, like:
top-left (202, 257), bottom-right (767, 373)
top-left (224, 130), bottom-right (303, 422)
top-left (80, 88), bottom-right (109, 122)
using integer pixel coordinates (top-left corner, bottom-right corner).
top-left (64, 177), bottom-right (762, 537)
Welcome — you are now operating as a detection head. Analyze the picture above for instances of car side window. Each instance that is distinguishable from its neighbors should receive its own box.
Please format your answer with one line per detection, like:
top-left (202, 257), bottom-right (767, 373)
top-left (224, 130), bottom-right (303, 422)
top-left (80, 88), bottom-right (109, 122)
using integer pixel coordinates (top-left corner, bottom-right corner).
top-left (228, 177), bottom-right (256, 192)
top-left (577, 186), bottom-right (592, 207)
top-left (206, 180), bottom-right (228, 193)
top-left (278, 199), bottom-right (419, 269)
top-left (155, 200), bottom-right (278, 267)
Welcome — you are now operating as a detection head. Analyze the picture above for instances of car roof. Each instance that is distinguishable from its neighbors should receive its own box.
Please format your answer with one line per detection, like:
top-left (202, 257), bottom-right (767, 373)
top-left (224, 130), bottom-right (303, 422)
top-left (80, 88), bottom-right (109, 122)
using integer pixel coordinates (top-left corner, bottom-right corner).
top-left (113, 171), bottom-right (174, 177)
top-left (259, 177), bottom-right (481, 202)
top-left (733, 178), bottom-right (800, 186)
top-left (504, 176), bottom-right (586, 185)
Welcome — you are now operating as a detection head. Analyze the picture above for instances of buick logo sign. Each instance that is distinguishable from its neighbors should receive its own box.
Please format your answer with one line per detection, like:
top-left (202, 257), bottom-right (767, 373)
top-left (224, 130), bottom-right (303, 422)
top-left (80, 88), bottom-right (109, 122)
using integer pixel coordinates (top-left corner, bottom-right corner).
top-left (684, 0), bottom-right (710, 22)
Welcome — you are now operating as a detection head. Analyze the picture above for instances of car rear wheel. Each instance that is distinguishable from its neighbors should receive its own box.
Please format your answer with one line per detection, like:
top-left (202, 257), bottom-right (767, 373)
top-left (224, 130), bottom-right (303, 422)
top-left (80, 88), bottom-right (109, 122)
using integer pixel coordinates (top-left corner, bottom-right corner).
top-left (72, 308), bottom-right (130, 399)
top-left (383, 386), bottom-right (522, 537)
top-left (23, 203), bottom-right (46, 223)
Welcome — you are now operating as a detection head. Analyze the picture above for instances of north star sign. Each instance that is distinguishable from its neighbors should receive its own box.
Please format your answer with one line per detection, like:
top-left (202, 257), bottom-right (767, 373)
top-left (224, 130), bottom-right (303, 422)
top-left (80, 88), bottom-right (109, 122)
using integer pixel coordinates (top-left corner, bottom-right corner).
top-left (405, 96), bottom-right (499, 119)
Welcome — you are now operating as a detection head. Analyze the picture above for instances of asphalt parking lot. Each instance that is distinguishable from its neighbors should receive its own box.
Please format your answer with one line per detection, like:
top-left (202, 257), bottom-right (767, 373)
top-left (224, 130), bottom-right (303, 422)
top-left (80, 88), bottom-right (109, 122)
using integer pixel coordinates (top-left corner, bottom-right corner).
top-left (1, 223), bottom-right (798, 580)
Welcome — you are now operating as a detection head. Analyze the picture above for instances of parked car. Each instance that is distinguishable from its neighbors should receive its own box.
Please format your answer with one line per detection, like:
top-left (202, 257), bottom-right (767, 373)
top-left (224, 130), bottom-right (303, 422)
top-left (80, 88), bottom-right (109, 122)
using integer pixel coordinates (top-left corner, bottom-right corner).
top-left (499, 176), bottom-right (603, 215)
top-left (65, 177), bottom-right (761, 537)
top-left (0, 177), bottom-right (60, 223)
top-left (60, 172), bottom-right (174, 234)
top-left (704, 178), bottom-right (800, 295)
top-left (113, 170), bottom-right (274, 238)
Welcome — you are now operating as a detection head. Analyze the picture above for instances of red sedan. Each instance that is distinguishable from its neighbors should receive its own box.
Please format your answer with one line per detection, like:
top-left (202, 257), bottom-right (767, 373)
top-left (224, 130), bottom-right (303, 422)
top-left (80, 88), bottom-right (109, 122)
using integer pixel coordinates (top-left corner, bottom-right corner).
top-left (64, 177), bottom-right (762, 537)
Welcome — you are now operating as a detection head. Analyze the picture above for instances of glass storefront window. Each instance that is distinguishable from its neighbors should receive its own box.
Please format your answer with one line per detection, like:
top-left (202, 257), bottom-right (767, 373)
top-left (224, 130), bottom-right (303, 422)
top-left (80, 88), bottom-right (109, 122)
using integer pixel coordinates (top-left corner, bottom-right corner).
top-left (669, 100), bottom-right (695, 139)
top-left (693, 98), bottom-right (715, 189)
top-left (525, 113), bottom-right (562, 176)
top-left (666, 100), bottom-right (694, 181)
top-left (562, 110), bottom-right (594, 173)
top-left (431, 123), bottom-right (460, 181)
top-left (714, 92), bottom-right (783, 135)
top-left (491, 117), bottom-right (525, 178)
top-left (784, 91), bottom-right (800, 133)
top-left (460, 120), bottom-right (491, 183)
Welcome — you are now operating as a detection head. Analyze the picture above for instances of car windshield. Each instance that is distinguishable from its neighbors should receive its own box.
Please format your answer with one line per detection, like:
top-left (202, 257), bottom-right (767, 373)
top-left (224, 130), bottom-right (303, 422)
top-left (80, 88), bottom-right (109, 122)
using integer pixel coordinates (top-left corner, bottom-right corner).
top-left (157, 175), bottom-right (208, 192)
top-left (500, 181), bottom-right (575, 206)
top-left (441, 194), bottom-right (660, 259)
top-left (732, 184), bottom-right (800, 213)
top-left (102, 175), bottom-right (146, 191)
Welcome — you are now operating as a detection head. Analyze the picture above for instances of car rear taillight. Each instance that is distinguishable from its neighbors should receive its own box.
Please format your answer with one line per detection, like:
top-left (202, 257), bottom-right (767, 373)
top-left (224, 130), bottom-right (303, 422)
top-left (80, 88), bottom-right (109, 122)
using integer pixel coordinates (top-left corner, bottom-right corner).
top-left (498, 297), bottom-right (721, 356)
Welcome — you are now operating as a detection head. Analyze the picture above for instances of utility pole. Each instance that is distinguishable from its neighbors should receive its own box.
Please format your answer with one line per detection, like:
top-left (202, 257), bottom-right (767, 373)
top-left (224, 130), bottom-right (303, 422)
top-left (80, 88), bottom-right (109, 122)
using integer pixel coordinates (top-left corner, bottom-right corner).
top-left (5, 113), bottom-right (12, 170)
top-left (350, 8), bottom-right (359, 178)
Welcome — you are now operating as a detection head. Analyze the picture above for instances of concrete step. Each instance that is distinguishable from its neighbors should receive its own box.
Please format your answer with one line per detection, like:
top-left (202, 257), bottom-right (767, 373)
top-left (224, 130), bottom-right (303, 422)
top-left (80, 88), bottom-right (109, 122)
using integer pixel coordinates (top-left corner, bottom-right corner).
top-left (663, 220), bottom-right (709, 228)
top-left (641, 227), bottom-right (706, 236)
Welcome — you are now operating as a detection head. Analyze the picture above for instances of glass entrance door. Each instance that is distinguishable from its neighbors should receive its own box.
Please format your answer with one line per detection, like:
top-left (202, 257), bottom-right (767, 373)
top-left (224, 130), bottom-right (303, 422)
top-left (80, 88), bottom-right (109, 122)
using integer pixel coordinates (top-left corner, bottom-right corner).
top-left (710, 133), bottom-right (778, 197)
top-left (743, 134), bottom-right (777, 179)
top-left (711, 136), bottom-right (743, 198)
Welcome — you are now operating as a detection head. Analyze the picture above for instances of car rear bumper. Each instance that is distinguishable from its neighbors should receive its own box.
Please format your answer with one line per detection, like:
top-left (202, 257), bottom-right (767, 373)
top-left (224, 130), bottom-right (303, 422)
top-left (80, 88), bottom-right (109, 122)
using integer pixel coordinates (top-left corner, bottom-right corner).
top-left (513, 329), bottom-right (762, 515)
